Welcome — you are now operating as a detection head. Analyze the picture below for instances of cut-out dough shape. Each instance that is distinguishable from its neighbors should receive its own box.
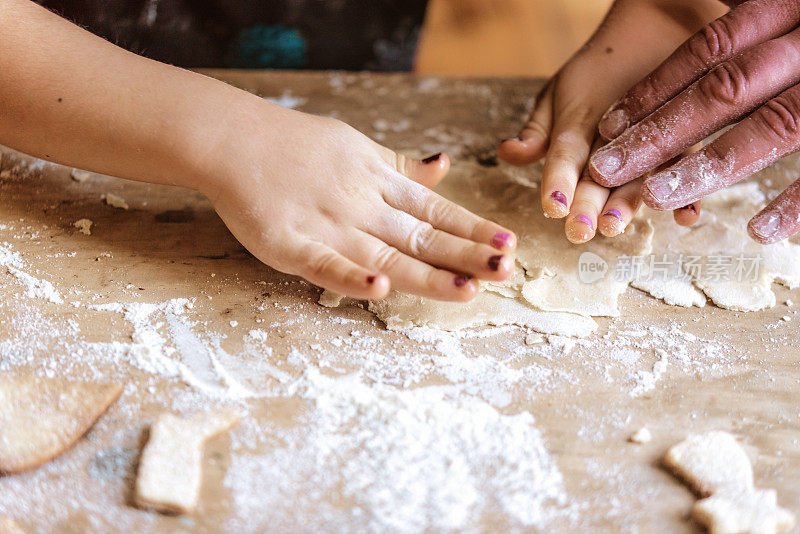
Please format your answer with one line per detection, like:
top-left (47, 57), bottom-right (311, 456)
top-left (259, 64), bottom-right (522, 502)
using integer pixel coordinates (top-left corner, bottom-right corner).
top-left (0, 375), bottom-right (122, 474)
top-left (664, 431), bottom-right (795, 534)
top-left (135, 408), bottom-right (240, 514)
top-left (0, 515), bottom-right (24, 534)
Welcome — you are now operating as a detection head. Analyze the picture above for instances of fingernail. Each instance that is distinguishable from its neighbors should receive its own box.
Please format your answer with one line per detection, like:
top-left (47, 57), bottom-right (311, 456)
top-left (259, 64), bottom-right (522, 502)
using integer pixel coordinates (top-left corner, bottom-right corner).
top-left (454, 275), bottom-right (472, 287)
top-left (575, 215), bottom-right (594, 229)
top-left (599, 108), bottom-right (628, 139)
top-left (367, 275), bottom-right (376, 284)
top-left (551, 191), bottom-right (568, 206)
top-left (591, 146), bottom-right (625, 177)
top-left (422, 153), bottom-right (442, 164)
top-left (647, 170), bottom-right (682, 202)
top-left (491, 232), bottom-right (511, 249)
top-left (603, 208), bottom-right (622, 219)
top-left (488, 255), bottom-right (503, 271)
top-left (750, 211), bottom-right (781, 239)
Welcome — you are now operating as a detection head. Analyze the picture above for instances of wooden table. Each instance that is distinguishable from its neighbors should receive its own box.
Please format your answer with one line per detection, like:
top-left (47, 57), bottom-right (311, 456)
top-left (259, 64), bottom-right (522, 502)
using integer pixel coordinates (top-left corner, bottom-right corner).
top-left (0, 71), bottom-right (797, 533)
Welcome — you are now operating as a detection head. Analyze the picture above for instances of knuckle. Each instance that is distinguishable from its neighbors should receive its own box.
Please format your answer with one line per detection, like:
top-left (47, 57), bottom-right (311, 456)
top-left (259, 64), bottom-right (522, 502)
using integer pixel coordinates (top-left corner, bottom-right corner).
top-left (688, 18), bottom-right (735, 67)
top-left (698, 61), bottom-right (748, 107)
top-left (424, 197), bottom-right (458, 224)
top-left (305, 248), bottom-right (339, 280)
top-left (373, 244), bottom-right (402, 271)
top-left (757, 94), bottom-right (800, 141)
top-left (406, 221), bottom-right (437, 256)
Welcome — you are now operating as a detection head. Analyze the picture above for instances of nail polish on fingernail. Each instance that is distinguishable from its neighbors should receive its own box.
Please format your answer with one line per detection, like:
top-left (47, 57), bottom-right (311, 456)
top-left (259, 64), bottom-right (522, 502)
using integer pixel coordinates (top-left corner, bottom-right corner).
top-left (600, 108), bottom-right (629, 139)
top-left (603, 208), bottom-right (622, 219)
top-left (750, 212), bottom-right (781, 239)
top-left (575, 215), bottom-right (594, 229)
top-left (422, 153), bottom-right (442, 164)
top-left (551, 191), bottom-right (568, 206)
top-left (491, 232), bottom-right (511, 249)
top-left (367, 275), bottom-right (376, 284)
top-left (591, 146), bottom-right (625, 177)
top-left (488, 255), bottom-right (503, 271)
top-left (454, 275), bottom-right (472, 288)
top-left (681, 203), bottom-right (696, 213)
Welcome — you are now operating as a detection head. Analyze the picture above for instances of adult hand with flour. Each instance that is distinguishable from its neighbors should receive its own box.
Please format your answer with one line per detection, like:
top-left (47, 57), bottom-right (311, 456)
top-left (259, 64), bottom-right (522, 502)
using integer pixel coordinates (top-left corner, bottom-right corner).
top-left (498, 0), bottom-right (729, 244)
top-left (590, 0), bottom-right (800, 244)
top-left (0, 0), bottom-right (517, 302)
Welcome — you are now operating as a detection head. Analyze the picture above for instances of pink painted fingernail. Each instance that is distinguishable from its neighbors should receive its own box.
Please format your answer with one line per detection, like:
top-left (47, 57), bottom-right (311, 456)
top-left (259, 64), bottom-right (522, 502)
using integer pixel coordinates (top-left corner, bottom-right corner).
top-left (422, 153), bottom-right (442, 164)
top-left (603, 208), bottom-right (622, 219)
top-left (491, 232), bottom-right (511, 249)
top-left (599, 108), bottom-right (628, 139)
top-left (488, 255), bottom-right (503, 271)
top-left (750, 211), bottom-right (781, 239)
top-left (551, 191), bottom-right (568, 206)
top-left (591, 146), bottom-right (624, 177)
top-left (575, 215), bottom-right (594, 229)
top-left (367, 275), bottom-right (376, 284)
top-left (454, 275), bottom-right (472, 287)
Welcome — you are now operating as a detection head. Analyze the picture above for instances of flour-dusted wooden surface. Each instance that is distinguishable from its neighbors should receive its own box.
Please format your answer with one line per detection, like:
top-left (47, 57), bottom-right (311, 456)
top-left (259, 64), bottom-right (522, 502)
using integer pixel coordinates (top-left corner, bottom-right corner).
top-left (0, 71), bottom-right (798, 533)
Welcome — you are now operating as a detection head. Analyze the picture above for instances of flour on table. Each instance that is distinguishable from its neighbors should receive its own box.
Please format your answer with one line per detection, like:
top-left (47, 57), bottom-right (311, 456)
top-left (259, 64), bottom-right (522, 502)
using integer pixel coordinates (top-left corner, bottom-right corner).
top-left (73, 218), bottom-right (92, 235)
top-left (0, 375), bottom-right (122, 474)
top-left (102, 193), bottom-right (129, 210)
top-left (135, 408), bottom-right (240, 514)
top-left (664, 431), bottom-right (795, 533)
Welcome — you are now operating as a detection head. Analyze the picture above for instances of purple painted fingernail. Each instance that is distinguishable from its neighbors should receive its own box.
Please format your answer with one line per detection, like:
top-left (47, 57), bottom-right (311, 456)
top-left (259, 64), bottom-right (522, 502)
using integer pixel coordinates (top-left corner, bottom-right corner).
top-left (603, 208), bottom-right (622, 219)
top-left (367, 275), bottom-right (376, 284)
top-left (575, 215), bottom-right (594, 229)
top-left (599, 108), bottom-right (629, 139)
top-left (491, 232), bottom-right (511, 249)
top-left (551, 191), bottom-right (568, 206)
top-left (454, 275), bottom-right (472, 288)
top-left (750, 212), bottom-right (781, 239)
top-left (422, 153), bottom-right (442, 164)
top-left (488, 255), bottom-right (503, 271)
top-left (591, 146), bottom-right (625, 177)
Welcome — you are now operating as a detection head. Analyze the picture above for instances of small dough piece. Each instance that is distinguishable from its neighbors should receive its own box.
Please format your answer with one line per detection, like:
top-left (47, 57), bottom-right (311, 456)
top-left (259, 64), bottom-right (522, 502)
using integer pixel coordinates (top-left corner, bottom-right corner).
top-left (73, 219), bottom-right (92, 236)
top-left (0, 375), bottom-right (122, 474)
top-left (629, 427), bottom-right (652, 444)
top-left (70, 168), bottom-right (92, 182)
top-left (0, 515), bottom-right (24, 534)
top-left (664, 431), bottom-right (753, 497)
top-left (693, 488), bottom-right (796, 534)
top-left (135, 408), bottom-right (240, 514)
top-left (102, 193), bottom-right (129, 210)
top-left (318, 289), bottom-right (344, 308)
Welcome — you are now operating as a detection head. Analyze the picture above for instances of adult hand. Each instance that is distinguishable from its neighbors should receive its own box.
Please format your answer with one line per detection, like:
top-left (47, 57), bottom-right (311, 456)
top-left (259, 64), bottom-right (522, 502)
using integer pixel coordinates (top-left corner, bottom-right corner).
top-left (590, 0), bottom-right (800, 243)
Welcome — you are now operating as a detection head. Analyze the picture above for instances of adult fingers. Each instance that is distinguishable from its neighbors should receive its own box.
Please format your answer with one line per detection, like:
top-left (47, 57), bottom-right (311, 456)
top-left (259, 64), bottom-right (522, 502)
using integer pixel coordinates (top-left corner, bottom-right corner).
top-left (598, 0), bottom-right (800, 140)
top-left (597, 178), bottom-right (643, 237)
top-left (296, 241), bottom-right (390, 299)
top-left (382, 179), bottom-right (518, 252)
top-left (748, 178), bottom-right (800, 243)
top-left (498, 82), bottom-right (554, 166)
top-left (564, 178), bottom-right (610, 244)
top-left (642, 83), bottom-right (800, 210)
top-left (590, 29), bottom-right (800, 188)
top-left (342, 230), bottom-right (479, 302)
top-left (361, 209), bottom-right (515, 281)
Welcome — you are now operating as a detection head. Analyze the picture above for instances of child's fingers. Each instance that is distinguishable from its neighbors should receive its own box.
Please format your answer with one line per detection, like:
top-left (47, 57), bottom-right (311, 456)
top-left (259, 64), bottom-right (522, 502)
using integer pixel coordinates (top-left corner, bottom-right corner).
top-left (673, 201), bottom-right (702, 226)
top-left (497, 82), bottom-right (554, 166)
top-left (361, 209), bottom-right (515, 282)
top-left (598, 178), bottom-right (643, 237)
top-left (564, 178), bottom-right (611, 244)
top-left (382, 179), bottom-right (518, 252)
top-left (375, 146), bottom-right (451, 189)
top-left (342, 230), bottom-right (480, 302)
top-left (296, 241), bottom-right (390, 299)
top-left (540, 122), bottom-right (597, 219)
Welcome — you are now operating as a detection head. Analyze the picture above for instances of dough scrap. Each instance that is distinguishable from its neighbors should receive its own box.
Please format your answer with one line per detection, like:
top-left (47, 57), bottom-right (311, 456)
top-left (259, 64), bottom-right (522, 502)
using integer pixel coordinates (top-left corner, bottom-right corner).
top-left (693, 488), bottom-right (796, 534)
top-left (318, 289), bottom-right (344, 308)
top-left (73, 218), bottom-right (92, 236)
top-left (0, 515), bottom-right (24, 534)
top-left (69, 168), bottom-right (91, 182)
top-left (102, 193), bottom-right (129, 210)
top-left (135, 408), bottom-right (240, 514)
top-left (665, 431), bottom-right (795, 534)
top-left (0, 375), bottom-right (122, 474)
top-left (629, 427), bottom-right (652, 444)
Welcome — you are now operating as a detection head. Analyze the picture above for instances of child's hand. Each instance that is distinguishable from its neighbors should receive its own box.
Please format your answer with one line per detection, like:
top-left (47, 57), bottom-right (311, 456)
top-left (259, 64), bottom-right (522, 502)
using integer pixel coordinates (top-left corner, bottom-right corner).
top-left (206, 108), bottom-right (517, 301)
top-left (497, 0), bottom-right (728, 244)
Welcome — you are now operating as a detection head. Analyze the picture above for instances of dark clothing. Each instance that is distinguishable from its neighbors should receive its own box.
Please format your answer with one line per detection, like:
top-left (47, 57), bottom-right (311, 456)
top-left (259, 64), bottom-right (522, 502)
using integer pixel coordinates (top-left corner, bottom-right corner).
top-left (37, 0), bottom-right (429, 70)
